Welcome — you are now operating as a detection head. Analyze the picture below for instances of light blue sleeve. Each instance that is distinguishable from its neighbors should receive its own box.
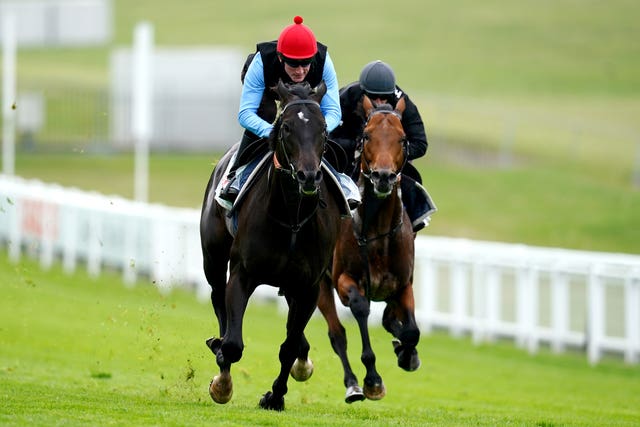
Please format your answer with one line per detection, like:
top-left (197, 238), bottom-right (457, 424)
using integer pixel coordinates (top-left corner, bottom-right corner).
top-left (237, 53), bottom-right (274, 138)
top-left (320, 52), bottom-right (341, 133)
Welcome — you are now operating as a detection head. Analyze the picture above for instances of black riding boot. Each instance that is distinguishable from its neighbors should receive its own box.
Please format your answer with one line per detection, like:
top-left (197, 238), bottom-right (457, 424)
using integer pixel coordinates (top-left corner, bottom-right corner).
top-left (219, 132), bottom-right (264, 202)
top-left (401, 176), bottom-right (437, 232)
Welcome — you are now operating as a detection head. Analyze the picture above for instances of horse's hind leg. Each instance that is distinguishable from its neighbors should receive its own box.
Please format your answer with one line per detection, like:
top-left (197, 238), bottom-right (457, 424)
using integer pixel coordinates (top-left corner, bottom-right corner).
top-left (382, 285), bottom-right (421, 372)
top-left (317, 276), bottom-right (364, 403)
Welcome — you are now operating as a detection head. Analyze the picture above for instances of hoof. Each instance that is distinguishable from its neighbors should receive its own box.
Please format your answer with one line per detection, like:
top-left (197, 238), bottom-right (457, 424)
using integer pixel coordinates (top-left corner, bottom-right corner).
top-left (290, 358), bottom-right (314, 382)
top-left (209, 372), bottom-right (232, 404)
top-left (345, 385), bottom-right (365, 403)
top-left (403, 352), bottom-right (421, 371)
top-left (259, 391), bottom-right (285, 411)
top-left (364, 381), bottom-right (386, 400)
top-left (393, 339), bottom-right (421, 371)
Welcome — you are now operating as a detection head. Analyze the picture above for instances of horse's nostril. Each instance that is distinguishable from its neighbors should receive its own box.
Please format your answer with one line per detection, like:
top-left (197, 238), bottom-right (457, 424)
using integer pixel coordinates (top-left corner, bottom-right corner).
top-left (389, 173), bottom-right (397, 183)
top-left (296, 170), bottom-right (306, 182)
top-left (371, 171), bottom-right (380, 181)
top-left (315, 170), bottom-right (323, 184)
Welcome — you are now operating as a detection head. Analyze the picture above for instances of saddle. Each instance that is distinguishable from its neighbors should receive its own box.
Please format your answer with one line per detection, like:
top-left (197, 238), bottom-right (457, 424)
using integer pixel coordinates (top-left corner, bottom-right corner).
top-left (214, 147), bottom-right (351, 237)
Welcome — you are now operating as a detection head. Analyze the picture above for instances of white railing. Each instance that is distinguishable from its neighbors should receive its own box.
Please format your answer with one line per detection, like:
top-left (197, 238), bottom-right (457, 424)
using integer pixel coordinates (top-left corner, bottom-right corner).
top-left (1, 174), bottom-right (639, 364)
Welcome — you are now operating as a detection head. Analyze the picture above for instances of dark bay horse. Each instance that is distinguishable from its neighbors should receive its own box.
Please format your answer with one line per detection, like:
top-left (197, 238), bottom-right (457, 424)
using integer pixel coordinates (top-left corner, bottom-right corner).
top-left (200, 81), bottom-right (341, 410)
top-left (317, 96), bottom-right (421, 403)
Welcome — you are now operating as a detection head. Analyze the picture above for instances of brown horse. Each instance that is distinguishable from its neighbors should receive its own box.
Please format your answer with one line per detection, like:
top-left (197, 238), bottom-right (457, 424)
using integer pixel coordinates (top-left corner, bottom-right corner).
top-left (200, 81), bottom-right (341, 410)
top-left (317, 96), bottom-right (421, 403)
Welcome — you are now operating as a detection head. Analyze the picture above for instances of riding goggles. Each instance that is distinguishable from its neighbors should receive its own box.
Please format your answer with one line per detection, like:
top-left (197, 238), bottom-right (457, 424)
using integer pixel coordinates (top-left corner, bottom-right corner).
top-left (364, 91), bottom-right (393, 102)
top-left (282, 56), bottom-right (313, 68)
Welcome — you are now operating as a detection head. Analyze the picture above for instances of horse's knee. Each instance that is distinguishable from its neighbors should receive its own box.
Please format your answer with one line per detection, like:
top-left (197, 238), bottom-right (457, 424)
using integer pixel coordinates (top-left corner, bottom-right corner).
top-left (349, 291), bottom-right (369, 319)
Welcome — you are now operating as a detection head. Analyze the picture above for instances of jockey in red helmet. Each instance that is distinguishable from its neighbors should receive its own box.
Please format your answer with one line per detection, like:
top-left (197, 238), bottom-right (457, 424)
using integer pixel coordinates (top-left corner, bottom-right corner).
top-left (218, 16), bottom-right (360, 210)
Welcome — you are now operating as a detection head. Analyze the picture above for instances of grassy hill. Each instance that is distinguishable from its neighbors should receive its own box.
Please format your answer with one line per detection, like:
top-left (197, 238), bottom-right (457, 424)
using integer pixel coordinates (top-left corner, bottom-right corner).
top-left (8, 0), bottom-right (640, 253)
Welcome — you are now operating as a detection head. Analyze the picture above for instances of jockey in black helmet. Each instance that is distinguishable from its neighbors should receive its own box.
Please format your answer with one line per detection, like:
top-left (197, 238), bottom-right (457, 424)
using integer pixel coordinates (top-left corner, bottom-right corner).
top-left (329, 60), bottom-right (436, 232)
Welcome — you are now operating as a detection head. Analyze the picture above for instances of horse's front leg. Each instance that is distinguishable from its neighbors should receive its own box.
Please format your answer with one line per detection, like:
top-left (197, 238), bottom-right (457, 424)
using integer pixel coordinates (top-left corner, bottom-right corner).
top-left (289, 331), bottom-right (314, 382)
top-left (317, 275), bottom-right (364, 403)
top-left (339, 277), bottom-right (385, 401)
top-left (207, 270), bottom-right (253, 404)
top-left (280, 293), bottom-right (314, 383)
top-left (259, 283), bottom-right (320, 411)
top-left (382, 284), bottom-right (421, 372)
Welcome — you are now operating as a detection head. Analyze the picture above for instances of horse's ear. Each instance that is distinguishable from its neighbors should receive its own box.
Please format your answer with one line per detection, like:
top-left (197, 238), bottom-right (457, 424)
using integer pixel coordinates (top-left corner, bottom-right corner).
top-left (362, 95), bottom-right (374, 117)
top-left (395, 97), bottom-right (406, 117)
top-left (274, 79), bottom-right (289, 101)
top-left (312, 80), bottom-right (327, 102)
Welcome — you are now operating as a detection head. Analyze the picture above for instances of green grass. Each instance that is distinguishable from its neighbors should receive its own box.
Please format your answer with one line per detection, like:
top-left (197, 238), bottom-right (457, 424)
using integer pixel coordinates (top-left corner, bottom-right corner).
top-left (1, 253), bottom-right (639, 426)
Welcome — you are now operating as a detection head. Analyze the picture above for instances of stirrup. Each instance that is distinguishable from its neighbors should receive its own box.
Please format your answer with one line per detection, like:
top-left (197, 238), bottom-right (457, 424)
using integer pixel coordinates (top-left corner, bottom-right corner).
top-left (219, 175), bottom-right (239, 201)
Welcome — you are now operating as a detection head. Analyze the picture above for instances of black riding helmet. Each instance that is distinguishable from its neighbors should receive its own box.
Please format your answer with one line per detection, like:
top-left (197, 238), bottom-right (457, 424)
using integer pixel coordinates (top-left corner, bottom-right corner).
top-left (359, 60), bottom-right (396, 95)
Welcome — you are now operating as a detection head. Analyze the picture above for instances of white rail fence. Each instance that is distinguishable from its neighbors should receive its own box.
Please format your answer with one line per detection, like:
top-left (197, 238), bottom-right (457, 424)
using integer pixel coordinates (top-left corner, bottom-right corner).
top-left (1, 174), bottom-right (639, 365)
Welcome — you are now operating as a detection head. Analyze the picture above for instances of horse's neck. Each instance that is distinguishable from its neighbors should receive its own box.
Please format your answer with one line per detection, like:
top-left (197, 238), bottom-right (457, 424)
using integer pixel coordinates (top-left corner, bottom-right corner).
top-left (267, 166), bottom-right (318, 224)
top-left (358, 179), bottom-right (403, 233)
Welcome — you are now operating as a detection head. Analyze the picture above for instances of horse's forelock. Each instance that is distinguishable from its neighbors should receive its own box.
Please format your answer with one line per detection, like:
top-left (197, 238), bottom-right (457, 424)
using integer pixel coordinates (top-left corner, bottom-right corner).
top-left (373, 103), bottom-right (394, 113)
top-left (287, 82), bottom-right (313, 99)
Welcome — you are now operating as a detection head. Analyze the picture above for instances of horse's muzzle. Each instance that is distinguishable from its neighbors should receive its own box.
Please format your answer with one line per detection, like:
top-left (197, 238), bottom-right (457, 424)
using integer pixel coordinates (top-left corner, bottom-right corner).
top-left (370, 169), bottom-right (397, 197)
top-left (297, 169), bottom-right (322, 196)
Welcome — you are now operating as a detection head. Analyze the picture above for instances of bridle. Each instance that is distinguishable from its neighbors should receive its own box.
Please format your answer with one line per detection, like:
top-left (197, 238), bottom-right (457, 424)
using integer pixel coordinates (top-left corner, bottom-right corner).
top-left (273, 99), bottom-right (326, 178)
top-left (359, 109), bottom-right (408, 183)
top-left (354, 108), bottom-right (409, 294)
top-left (269, 98), bottom-right (328, 251)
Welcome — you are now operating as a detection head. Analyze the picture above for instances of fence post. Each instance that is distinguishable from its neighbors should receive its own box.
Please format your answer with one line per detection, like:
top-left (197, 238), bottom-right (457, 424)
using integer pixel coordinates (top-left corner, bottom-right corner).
top-left (587, 265), bottom-right (604, 364)
top-left (450, 262), bottom-right (467, 337)
top-left (485, 266), bottom-right (500, 343)
top-left (517, 265), bottom-right (539, 354)
top-left (625, 271), bottom-right (640, 364)
top-left (418, 256), bottom-right (436, 333)
top-left (472, 261), bottom-right (486, 344)
top-left (62, 204), bottom-right (78, 274)
top-left (87, 209), bottom-right (102, 277)
top-left (123, 211), bottom-right (138, 285)
top-left (551, 270), bottom-right (569, 353)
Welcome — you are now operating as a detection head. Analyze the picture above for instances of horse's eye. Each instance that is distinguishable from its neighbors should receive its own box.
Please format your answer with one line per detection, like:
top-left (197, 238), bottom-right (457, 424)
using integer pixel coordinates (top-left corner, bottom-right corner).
top-left (362, 134), bottom-right (370, 142)
top-left (282, 123), bottom-right (291, 133)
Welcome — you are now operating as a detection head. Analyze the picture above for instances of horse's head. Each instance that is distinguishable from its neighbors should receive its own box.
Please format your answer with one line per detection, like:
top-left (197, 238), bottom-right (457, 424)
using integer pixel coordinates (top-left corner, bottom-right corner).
top-left (270, 80), bottom-right (328, 196)
top-left (360, 96), bottom-right (408, 197)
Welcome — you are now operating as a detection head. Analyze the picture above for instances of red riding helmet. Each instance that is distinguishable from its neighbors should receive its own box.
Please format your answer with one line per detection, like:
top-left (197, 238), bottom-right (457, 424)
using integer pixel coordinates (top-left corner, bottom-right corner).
top-left (277, 16), bottom-right (318, 59)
